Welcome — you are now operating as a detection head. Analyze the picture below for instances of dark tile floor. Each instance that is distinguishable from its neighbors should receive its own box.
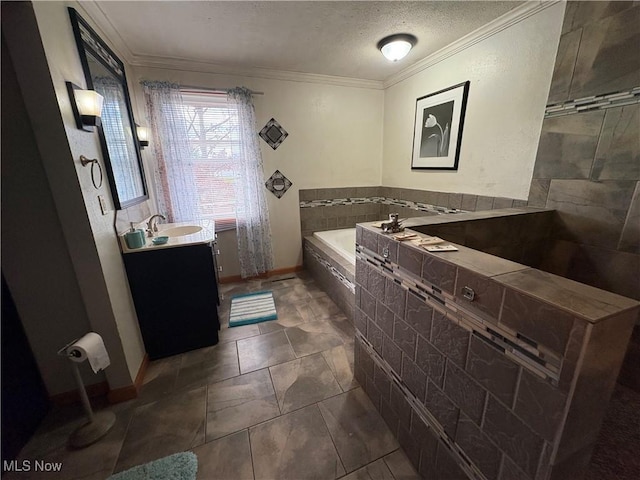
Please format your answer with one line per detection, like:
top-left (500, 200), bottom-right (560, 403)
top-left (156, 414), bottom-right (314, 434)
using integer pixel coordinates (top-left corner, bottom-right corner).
top-left (6, 272), bottom-right (419, 480)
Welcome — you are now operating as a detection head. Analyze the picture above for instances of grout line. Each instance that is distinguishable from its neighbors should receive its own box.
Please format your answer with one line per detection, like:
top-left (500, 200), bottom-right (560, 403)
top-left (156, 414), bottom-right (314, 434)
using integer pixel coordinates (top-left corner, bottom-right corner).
top-left (247, 427), bottom-right (257, 480)
top-left (316, 399), bottom-right (349, 476)
top-left (109, 405), bottom-right (136, 475)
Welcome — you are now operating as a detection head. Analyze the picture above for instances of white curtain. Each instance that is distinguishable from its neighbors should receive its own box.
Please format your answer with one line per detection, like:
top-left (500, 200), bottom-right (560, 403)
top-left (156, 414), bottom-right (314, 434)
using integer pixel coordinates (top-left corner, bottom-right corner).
top-left (141, 82), bottom-right (274, 278)
top-left (141, 81), bottom-right (199, 222)
top-left (227, 87), bottom-right (274, 278)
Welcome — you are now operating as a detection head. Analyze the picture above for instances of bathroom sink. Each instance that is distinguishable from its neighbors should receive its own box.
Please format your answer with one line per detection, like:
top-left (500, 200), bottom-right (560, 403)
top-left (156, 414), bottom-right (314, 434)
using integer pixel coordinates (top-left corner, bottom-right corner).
top-left (158, 225), bottom-right (203, 237)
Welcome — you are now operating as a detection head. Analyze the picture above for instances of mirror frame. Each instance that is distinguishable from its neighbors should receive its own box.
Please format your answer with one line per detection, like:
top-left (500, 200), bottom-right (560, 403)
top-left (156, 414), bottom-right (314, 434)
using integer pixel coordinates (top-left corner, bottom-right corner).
top-left (68, 7), bottom-right (148, 210)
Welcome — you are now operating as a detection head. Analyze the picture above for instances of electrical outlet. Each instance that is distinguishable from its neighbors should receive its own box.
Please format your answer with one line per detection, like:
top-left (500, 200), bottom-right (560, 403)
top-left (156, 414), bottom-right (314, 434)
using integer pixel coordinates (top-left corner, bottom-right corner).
top-left (98, 195), bottom-right (108, 215)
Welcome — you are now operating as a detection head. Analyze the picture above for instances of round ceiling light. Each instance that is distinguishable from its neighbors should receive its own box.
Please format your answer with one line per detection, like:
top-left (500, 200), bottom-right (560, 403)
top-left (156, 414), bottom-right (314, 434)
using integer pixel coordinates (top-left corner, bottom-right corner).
top-left (377, 34), bottom-right (417, 62)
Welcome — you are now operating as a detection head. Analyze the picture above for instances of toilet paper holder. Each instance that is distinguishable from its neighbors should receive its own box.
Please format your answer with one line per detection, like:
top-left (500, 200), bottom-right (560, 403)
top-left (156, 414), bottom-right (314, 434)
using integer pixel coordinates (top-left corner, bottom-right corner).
top-left (57, 335), bottom-right (116, 448)
top-left (57, 337), bottom-right (82, 358)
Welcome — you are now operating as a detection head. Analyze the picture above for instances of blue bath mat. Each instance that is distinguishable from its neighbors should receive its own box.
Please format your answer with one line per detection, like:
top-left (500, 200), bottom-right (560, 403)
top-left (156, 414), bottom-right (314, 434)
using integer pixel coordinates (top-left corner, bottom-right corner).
top-left (229, 290), bottom-right (277, 327)
top-left (108, 452), bottom-right (197, 480)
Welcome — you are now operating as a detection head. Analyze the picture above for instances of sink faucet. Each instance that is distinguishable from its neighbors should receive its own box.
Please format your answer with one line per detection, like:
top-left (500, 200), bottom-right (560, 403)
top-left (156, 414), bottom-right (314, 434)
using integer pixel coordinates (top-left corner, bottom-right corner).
top-left (146, 214), bottom-right (166, 237)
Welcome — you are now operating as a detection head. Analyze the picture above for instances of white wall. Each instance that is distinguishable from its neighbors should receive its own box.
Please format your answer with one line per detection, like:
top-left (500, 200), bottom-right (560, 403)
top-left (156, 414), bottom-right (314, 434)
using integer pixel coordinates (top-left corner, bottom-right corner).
top-left (2, 0), bottom-right (146, 393)
top-left (32, 0), bottom-right (147, 386)
top-left (382, 2), bottom-right (565, 199)
top-left (131, 67), bottom-right (384, 271)
top-left (1, 34), bottom-right (104, 395)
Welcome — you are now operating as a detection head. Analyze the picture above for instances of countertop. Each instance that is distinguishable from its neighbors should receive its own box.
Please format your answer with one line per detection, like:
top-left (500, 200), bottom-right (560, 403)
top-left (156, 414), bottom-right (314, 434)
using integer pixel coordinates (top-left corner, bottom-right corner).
top-left (119, 219), bottom-right (215, 254)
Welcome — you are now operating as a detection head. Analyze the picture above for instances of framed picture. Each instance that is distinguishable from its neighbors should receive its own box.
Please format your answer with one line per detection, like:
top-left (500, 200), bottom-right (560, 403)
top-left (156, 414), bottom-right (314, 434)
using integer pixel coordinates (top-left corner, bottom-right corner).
top-left (411, 81), bottom-right (470, 170)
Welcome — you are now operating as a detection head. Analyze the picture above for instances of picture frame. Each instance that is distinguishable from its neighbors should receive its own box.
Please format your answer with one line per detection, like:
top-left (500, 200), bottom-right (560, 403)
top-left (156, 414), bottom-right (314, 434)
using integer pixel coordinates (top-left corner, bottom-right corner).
top-left (411, 81), bottom-right (470, 170)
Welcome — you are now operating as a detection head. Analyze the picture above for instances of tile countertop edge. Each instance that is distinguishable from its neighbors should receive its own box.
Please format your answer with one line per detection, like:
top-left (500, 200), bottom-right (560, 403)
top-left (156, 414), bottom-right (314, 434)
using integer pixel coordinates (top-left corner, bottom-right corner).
top-left (357, 220), bottom-right (529, 278)
top-left (493, 269), bottom-right (640, 324)
top-left (119, 219), bottom-right (215, 255)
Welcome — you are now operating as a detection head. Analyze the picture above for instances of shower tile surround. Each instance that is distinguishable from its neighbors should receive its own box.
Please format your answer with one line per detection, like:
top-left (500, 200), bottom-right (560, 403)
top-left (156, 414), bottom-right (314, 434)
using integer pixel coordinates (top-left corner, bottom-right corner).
top-left (353, 215), bottom-right (639, 480)
top-left (531, 1), bottom-right (640, 390)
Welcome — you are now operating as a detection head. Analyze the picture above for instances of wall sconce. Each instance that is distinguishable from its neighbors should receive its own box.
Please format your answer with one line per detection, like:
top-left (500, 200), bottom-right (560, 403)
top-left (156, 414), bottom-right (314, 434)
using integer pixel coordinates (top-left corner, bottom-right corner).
top-left (135, 124), bottom-right (150, 149)
top-left (66, 82), bottom-right (104, 131)
top-left (377, 34), bottom-right (417, 62)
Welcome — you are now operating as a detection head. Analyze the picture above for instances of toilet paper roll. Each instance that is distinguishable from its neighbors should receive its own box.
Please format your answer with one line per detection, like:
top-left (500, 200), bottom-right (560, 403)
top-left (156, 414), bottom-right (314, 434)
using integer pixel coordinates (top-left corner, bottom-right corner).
top-left (67, 332), bottom-right (111, 374)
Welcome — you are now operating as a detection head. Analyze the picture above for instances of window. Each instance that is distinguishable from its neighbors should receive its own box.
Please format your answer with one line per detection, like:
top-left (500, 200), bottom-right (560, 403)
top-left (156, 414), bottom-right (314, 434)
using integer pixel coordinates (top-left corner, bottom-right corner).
top-left (181, 91), bottom-right (240, 230)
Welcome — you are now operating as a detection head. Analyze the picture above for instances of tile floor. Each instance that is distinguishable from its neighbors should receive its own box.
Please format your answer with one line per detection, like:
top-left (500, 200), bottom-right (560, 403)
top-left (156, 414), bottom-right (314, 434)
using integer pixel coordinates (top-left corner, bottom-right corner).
top-left (6, 272), bottom-right (420, 480)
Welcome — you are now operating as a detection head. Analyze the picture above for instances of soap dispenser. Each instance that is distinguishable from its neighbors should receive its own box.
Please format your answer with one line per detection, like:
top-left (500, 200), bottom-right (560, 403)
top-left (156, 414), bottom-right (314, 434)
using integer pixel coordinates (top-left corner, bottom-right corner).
top-left (124, 223), bottom-right (145, 249)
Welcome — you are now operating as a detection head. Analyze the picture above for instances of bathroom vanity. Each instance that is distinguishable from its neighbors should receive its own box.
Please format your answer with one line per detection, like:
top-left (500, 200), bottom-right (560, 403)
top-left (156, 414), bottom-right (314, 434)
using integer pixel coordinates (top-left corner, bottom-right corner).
top-left (121, 221), bottom-right (220, 359)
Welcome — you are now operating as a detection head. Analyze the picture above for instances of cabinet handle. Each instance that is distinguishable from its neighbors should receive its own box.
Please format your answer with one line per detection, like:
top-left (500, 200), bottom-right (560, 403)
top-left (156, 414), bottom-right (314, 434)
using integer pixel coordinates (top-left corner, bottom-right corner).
top-left (215, 249), bottom-right (220, 255)
top-left (218, 265), bottom-right (223, 272)
top-left (462, 286), bottom-right (475, 301)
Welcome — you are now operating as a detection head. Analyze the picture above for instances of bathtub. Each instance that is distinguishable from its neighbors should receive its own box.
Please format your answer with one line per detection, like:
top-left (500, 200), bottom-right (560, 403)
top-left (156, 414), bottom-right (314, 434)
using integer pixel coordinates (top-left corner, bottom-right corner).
top-left (303, 228), bottom-right (356, 322)
top-left (313, 228), bottom-right (356, 265)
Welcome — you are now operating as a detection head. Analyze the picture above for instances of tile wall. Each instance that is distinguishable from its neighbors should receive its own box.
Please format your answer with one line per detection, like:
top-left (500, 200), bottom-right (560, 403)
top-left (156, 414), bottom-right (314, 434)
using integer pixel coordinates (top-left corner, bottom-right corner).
top-left (354, 222), bottom-right (638, 480)
top-left (529, 0), bottom-right (640, 389)
top-left (529, 1), bottom-right (640, 301)
top-left (410, 211), bottom-right (555, 268)
top-left (299, 187), bottom-right (526, 239)
top-left (303, 236), bottom-right (355, 323)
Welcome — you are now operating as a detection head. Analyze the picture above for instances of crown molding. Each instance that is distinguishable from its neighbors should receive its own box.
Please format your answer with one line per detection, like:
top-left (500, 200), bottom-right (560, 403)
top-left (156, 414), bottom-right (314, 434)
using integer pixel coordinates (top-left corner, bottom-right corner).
top-left (129, 55), bottom-right (384, 90)
top-left (75, 0), bottom-right (383, 90)
top-left (383, 0), bottom-right (563, 89)
top-left (76, 1), bottom-right (136, 64)
top-left (74, 0), bottom-right (560, 92)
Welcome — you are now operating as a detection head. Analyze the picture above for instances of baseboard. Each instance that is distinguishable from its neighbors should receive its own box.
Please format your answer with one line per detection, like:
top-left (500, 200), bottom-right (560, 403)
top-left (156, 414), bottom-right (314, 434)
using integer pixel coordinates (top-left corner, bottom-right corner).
top-left (106, 385), bottom-right (137, 403)
top-left (219, 265), bottom-right (303, 284)
top-left (134, 354), bottom-right (149, 392)
top-left (50, 354), bottom-right (150, 406)
top-left (50, 381), bottom-right (109, 406)
top-left (107, 353), bottom-right (149, 403)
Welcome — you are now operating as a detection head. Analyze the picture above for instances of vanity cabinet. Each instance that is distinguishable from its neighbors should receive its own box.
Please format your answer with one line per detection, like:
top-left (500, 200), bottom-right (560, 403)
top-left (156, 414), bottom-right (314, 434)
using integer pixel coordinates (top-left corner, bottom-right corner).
top-left (123, 243), bottom-right (220, 360)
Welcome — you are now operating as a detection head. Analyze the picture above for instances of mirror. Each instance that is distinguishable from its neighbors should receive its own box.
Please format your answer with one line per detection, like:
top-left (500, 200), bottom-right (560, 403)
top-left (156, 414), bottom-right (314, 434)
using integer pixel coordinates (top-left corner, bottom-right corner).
top-left (68, 8), bottom-right (148, 209)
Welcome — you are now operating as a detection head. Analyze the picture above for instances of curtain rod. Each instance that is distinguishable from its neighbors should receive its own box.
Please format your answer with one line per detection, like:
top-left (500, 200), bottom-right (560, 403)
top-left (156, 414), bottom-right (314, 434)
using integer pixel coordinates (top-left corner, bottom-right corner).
top-left (180, 85), bottom-right (264, 96)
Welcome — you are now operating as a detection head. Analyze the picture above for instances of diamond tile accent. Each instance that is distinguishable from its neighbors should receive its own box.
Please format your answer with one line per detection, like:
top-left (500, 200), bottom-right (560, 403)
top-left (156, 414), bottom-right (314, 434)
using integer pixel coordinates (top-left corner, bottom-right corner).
top-left (265, 170), bottom-right (292, 199)
top-left (259, 117), bottom-right (288, 149)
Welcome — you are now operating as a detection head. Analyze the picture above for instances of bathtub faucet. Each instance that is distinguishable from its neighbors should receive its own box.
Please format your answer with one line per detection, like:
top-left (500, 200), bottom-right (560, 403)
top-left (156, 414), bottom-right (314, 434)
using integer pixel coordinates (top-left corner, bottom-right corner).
top-left (382, 213), bottom-right (404, 233)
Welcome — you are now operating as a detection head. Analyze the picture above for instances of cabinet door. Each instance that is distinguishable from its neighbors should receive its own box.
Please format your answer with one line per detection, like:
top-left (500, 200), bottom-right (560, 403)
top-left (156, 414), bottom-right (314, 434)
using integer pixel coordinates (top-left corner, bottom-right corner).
top-left (124, 244), bottom-right (219, 359)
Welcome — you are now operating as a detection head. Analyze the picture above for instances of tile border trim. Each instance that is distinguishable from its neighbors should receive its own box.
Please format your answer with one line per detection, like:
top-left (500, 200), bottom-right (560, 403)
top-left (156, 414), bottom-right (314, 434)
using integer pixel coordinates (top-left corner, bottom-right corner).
top-left (357, 244), bottom-right (562, 384)
top-left (300, 196), bottom-right (464, 215)
top-left (357, 333), bottom-right (487, 480)
top-left (545, 86), bottom-right (640, 118)
top-left (304, 243), bottom-right (356, 294)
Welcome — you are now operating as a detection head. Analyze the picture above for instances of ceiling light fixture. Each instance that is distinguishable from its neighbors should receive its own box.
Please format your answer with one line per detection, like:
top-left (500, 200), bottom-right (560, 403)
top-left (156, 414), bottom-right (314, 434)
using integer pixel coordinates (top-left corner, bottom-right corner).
top-left (377, 34), bottom-right (417, 62)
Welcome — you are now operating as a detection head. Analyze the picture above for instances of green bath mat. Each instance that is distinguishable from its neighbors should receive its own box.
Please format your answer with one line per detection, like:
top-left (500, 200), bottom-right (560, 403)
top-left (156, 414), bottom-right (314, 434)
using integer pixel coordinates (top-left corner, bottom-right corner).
top-left (108, 452), bottom-right (197, 480)
top-left (229, 290), bottom-right (277, 327)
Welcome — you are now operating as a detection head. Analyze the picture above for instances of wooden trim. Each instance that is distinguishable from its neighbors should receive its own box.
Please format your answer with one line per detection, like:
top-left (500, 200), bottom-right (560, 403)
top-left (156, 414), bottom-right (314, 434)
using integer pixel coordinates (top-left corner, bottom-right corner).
top-left (51, 354), bottom-right (150, 406)
top-left (107, 385), bottom-right (137, 404)
top-left (107, 353), bottom-right (149, 403)
top-left (219, 265), bottom-right (303, 284)
top-left (134, 354), bottom-right (149, 392)
top-left (50, 381), bottom-right (109, 406)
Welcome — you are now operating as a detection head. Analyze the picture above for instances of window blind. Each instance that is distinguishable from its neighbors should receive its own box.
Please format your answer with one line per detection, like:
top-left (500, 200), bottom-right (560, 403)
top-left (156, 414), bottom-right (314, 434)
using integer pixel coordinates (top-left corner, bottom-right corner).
top-left (180, 91), bottom-right (240, 231)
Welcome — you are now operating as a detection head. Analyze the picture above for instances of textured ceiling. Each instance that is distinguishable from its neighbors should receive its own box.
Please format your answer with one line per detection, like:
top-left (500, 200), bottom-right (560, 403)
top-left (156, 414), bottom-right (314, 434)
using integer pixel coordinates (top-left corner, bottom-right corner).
top-left (94, 1), bottom-right (523, 81)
